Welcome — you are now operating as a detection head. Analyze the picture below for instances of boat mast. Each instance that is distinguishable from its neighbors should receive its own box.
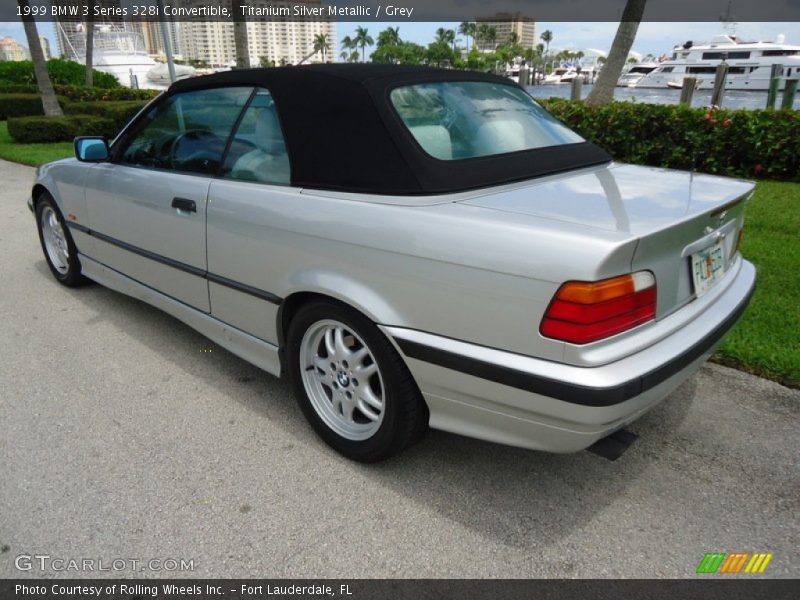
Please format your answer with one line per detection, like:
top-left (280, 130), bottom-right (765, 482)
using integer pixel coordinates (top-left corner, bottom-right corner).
top-left (719, 0), bottom-right (738, 36)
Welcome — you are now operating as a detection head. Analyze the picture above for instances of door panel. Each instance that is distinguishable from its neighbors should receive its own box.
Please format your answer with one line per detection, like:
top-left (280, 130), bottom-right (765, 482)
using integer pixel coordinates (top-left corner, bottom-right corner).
top-left (83, 164), bottom-right (211, 311)
top-left (81, 86), bottom-right (255, 313)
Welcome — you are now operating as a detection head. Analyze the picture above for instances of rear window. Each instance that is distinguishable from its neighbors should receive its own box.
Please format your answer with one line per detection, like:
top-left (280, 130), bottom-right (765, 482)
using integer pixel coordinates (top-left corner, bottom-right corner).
top-left (390, 81), bottom-right (584, 160)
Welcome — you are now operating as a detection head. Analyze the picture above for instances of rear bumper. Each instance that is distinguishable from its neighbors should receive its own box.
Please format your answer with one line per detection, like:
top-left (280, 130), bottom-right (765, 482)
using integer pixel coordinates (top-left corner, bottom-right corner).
top-left (382, 258), bottom-right (756, 453)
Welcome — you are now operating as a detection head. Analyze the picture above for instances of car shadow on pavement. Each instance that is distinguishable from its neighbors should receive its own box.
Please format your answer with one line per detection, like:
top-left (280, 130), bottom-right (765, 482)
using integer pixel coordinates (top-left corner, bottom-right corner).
top-left (57, 264), bottom-right (696, 551)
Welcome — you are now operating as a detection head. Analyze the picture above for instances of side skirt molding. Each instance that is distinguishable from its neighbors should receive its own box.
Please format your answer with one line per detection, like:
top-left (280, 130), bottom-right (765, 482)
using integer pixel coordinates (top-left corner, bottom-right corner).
top-left (80, 254), bottom-right (282, 378)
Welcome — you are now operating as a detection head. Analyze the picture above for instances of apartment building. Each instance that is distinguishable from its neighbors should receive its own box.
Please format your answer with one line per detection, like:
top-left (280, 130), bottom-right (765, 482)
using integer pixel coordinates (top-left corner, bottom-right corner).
top-left (0, 37), bottom-right (28, 61)
top-left (475, 12), bottom-right (537, 52)
top-left (178, 0), bottom-right (335, 67)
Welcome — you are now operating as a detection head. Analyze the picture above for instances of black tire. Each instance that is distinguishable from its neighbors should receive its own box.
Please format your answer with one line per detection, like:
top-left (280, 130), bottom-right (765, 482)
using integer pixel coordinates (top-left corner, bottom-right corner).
top-left (35, 192), bottom-right (88, 287)
top-left (287, 300), bottom-right (428, 462)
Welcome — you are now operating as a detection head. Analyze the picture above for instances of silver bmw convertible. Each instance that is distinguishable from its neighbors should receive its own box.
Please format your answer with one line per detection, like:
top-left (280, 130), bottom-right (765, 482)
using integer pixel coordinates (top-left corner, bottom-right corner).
top-left (29, 65), bottom-right (756, 462)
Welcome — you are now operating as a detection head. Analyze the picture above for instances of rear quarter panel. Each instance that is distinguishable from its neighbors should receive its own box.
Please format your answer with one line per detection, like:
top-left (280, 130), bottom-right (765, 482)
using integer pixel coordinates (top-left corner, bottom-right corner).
top-left (206, 180), bottom-right (639, 362)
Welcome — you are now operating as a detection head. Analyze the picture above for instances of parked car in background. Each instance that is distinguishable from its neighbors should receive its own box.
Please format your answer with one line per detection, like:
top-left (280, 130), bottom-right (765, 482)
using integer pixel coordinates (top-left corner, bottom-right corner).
top-left (29, 65), bottom-right (756, 462)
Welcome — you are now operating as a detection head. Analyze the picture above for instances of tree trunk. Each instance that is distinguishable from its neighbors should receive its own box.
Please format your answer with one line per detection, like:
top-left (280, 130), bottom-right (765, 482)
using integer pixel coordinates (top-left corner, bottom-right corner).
top-left (18, 0), bottom-right (63, 116)
top-left (85, 6), bottom-right (94, 87)
top-left (232, 0), bottom-right (250, 69)
top-left (586, 0), bottom-right (647, 106)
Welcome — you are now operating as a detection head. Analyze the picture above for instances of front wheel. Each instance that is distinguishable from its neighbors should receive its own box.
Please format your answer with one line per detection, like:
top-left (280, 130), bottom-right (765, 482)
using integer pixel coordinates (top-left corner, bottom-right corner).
top-left (287, 301), bottom-right (428, 462)
top-left (36, 193), bottom-right (88, 287)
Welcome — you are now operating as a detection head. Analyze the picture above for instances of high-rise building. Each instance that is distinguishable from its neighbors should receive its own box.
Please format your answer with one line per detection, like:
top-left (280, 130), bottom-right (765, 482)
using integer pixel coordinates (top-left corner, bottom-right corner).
top-left (0, 37), bottom-right (29, 62)
top-left (178, 0), bottom-right (335, 67)
top-left (136, 21), bottom-right (182, 58)
top-left (475, 13), bottom-right (536, 52)
top-left (39, 36), bottom-right (51, 60)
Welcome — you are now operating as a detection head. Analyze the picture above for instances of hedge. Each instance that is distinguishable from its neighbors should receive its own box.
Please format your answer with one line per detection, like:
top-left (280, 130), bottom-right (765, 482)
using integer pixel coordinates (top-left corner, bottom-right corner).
top-left (0, 93), bottom-right (68, 120)
top-left (0, 59), bottom-right (119, 88)
top-left (0, 84), bottom-right (159, 102)
top-left (7, 115), bottom-right (116, 143)
top-left (540, 98), bottom-right (800, 182)
top-left (63, 100), bottom-right (148, 131)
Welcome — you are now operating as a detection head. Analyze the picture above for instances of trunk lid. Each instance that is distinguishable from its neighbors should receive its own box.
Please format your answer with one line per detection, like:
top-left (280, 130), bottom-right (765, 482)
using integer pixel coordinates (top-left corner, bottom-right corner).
top-left (461, 163), bottom-right (753, 317)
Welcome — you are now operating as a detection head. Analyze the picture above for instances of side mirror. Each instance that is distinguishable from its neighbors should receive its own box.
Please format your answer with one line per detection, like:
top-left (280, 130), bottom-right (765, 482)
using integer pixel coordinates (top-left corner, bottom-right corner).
top-left (74, 137), bottom-right (109, 162)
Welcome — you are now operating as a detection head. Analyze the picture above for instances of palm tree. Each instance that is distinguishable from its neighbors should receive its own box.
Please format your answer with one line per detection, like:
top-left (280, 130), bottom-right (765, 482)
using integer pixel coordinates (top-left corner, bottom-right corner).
top-left (313, 33), bottom-right (330, 63)
top-left (458, 22), bottom-right (476, 51)
top-left (436, 28), bottom-right (455, 46)
top-left (341, 36), bottom-right (355, 53)
top-left (354, 27), bottom-right (374, 62)
top-left (475, 24), bottom-right (489, 49)
top-left (377, 27), bottom-right (401, 47)
top-left (586, 0), bottom-right (647, 106)
top-left (484, 26), bottom-right (497, 50)
top-left (231, 0), bottom-right (250, 68)
top-left (540, 30), bottom-right (553, 57)
top-left (17, 0), bottom-right (62, 116)
top-left (85, 1), bottom-right (94, 86)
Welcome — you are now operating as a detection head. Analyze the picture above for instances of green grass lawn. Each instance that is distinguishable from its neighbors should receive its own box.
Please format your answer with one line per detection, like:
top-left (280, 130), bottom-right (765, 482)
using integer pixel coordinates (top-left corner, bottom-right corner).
top-left (0, 121), bottom-right (72, 166)
top-left (0, 121), bottom-right (797, 387)
top-left (713, 181), bottom-right (800, 388)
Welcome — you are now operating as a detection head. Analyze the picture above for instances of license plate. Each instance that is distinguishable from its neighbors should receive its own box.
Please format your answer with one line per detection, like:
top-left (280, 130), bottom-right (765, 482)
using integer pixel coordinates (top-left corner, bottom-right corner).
top-left (691, 240), bottom-right (725, 297)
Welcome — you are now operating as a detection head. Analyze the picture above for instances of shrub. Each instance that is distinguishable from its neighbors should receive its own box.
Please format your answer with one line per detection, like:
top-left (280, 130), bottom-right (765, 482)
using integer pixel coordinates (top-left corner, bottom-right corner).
top-left (0, 84), bottom-right (160, 102)
top-left (540, 98), bottom-right (800, 182)
top-left (0, 93), bottom-right (68, 120)
top-left (63, 100), bottom-right (148, 131)
top-left (0, 59), bottom-right (120, 88)
top-left (7, 115), bottom-right (116, 143)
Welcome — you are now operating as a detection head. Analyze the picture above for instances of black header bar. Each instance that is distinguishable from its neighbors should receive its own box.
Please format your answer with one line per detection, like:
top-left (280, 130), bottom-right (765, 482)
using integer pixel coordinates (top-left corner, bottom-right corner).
top-left (2, 579), bottom-right (800, 600)
top-left (6, 0), bottom-right (800, 22)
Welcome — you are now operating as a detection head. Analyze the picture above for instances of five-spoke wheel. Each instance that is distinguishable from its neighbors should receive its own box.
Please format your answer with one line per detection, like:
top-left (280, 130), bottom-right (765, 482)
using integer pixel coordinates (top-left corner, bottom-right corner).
top-left (288, 301), bottom-right (428, 462)
top-left (300, 319), bottom-right (385, 441)
top-left (36, 192), bottom-right (87, 287)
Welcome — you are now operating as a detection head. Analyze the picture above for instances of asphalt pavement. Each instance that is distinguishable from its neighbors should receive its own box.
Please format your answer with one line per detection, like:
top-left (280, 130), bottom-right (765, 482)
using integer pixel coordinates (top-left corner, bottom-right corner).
top-left (0, 159), bottom-right (798, 578)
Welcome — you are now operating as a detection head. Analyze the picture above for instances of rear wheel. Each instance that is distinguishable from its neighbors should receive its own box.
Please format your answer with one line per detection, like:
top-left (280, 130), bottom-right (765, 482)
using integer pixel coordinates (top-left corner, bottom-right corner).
top-left (287, 300), bottom-right (427, 462)
top-left (36, 193), bottom-right (87, 287)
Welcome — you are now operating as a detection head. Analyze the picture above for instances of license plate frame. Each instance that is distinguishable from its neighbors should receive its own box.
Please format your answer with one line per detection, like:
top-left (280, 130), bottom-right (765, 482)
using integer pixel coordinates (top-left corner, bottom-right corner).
top-left (691, 240), bottom-right (725, 297)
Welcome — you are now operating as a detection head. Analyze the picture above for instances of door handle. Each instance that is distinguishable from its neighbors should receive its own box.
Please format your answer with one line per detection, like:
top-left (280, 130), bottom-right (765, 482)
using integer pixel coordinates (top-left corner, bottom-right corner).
top-left (171, 197), bottom-right (197, 213)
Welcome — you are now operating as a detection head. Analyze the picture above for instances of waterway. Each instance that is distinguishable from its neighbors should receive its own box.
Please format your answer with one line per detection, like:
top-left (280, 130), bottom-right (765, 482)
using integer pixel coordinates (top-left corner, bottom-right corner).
top-left (526, 83), bottom-right (800, 110)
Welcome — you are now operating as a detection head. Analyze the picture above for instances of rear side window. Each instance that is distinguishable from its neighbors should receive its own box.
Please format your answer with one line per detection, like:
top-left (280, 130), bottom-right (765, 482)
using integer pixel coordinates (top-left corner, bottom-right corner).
top-left (221, 89), bottom-right (290, 185)
top-left (390, 81), bottom-right (584, 160)
top-left (119, 87), bottom-right (252, 175)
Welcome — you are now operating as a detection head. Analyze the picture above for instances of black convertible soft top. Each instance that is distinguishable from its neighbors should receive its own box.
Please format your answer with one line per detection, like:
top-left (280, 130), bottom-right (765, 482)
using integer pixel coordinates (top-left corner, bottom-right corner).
top-left (167, 64), bottom-right (611, 195)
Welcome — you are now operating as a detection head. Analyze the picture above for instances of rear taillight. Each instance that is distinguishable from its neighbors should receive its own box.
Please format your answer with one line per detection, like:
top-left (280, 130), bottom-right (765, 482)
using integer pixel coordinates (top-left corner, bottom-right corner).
top-left (540, 272), bottom-right (657, 344)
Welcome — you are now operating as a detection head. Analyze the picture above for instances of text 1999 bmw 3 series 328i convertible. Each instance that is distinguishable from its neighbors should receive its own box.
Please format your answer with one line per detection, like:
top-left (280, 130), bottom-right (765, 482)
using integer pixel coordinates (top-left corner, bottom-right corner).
top-left (29, 65), bottom-right (756, 462)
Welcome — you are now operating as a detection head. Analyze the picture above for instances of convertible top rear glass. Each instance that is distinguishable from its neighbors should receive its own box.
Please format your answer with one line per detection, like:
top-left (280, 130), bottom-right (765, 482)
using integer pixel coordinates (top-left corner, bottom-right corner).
top-left (153, 64), bottom-right (611, 195)
top-left (390, 82), bottom-right (584, 160)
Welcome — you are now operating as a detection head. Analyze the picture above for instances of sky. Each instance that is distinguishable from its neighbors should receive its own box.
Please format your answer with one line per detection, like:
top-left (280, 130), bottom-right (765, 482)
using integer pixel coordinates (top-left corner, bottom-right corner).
top-left (2, 20), bottom-right (799, 60)
top-left (336, 21), bottom-right (800, 57)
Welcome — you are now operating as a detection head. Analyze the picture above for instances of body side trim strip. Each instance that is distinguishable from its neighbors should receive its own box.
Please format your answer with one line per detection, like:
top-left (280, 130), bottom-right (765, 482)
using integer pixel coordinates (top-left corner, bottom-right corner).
top-left (67, 222), bottom-right (282, 305)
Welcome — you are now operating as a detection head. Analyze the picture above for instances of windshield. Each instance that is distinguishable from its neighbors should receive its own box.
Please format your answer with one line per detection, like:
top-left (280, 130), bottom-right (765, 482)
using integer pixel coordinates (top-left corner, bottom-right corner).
top-left (390, 81), bottom-right (584, 161)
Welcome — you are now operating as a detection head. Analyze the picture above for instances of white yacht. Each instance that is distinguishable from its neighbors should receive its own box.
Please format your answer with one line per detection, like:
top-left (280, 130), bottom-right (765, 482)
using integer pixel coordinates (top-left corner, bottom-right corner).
top-left (560, 65), bottom-right (598, 83)
top-left (635, 34), bottom-right (800, 91)
top-left (60, 23), bottom-right (194, 89)
top-left (542, 66), bottom-right (574, 84)
top-left (617, 62), bottom-right (660, 87)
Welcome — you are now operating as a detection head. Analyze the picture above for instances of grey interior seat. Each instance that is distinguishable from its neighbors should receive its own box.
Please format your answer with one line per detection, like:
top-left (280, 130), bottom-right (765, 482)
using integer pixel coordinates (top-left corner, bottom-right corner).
top-left (231, 108), bottom-right (291, 184)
